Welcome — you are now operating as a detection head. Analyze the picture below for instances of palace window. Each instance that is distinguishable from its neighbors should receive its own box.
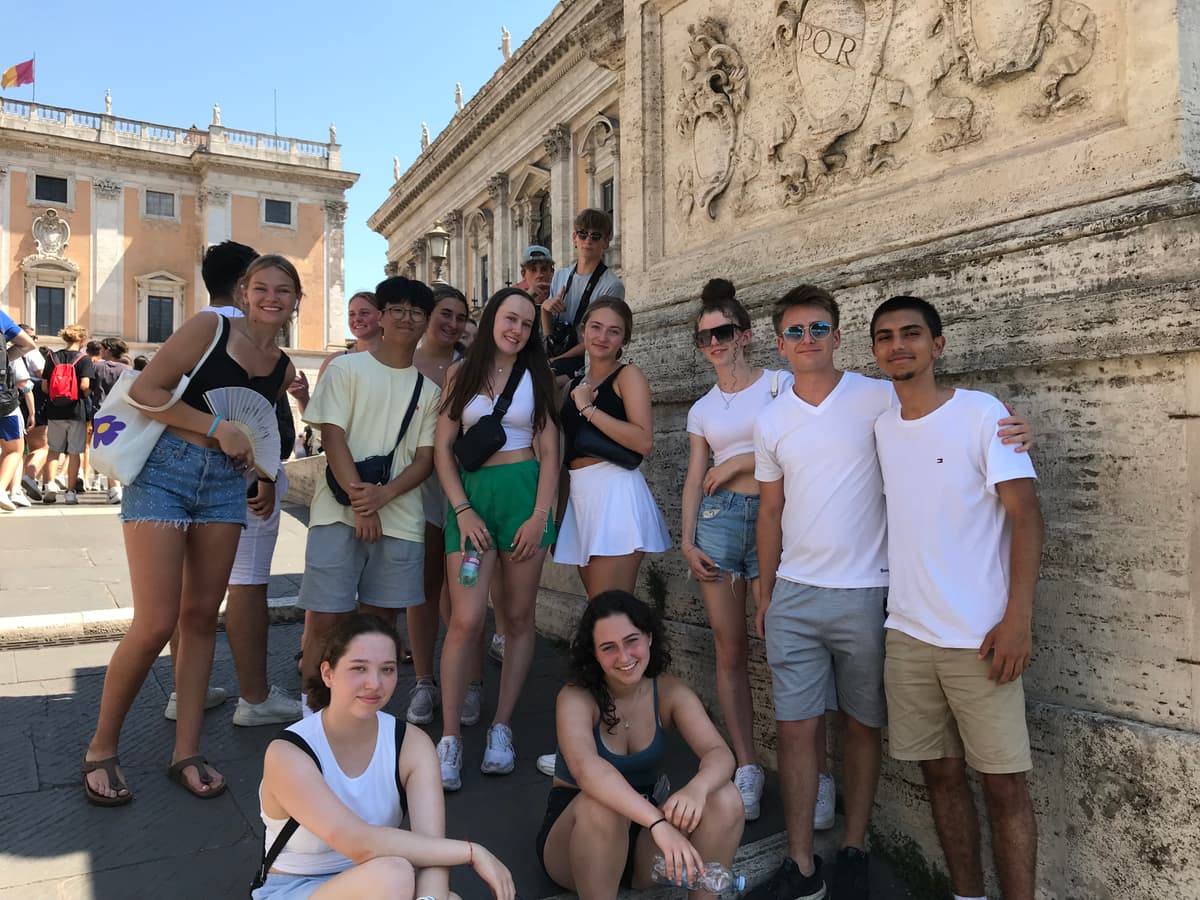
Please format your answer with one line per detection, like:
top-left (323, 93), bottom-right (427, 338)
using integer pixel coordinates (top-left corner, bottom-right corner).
top-left (147, 296), bottom-right (174, 343)
top-left (35, 175), bottom-right (69, 205)
top-left (264, 198), bottom-right (293, 226)
top-left (480, 254), bottom-right (490, 301)
top-left (600, 179), bottom-right (615, 218)
top-left (145, 190), bottom-right (175, 218)
top-left (35, 286), bottom-right (65, 335)
top-left (534, 192), bottom-right (552, 251)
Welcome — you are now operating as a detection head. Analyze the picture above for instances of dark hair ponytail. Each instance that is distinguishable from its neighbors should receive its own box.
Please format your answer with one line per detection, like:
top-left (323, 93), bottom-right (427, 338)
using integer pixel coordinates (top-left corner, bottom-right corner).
top-left (304, 614), bottom-right (399, 712)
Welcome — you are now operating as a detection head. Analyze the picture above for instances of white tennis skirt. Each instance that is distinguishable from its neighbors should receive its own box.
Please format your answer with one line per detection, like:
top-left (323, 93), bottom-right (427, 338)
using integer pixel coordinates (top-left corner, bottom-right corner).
top-left (554, 461), bottom-right (671, 566)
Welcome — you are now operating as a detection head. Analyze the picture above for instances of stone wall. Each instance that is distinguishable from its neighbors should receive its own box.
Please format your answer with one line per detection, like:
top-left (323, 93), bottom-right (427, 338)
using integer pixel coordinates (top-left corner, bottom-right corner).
top-left (537, 0), bottom-right (1200, 896)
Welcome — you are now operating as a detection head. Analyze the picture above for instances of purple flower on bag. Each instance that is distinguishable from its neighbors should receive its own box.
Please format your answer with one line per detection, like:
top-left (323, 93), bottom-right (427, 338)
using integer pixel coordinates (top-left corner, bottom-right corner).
top-left (92, 415), bottom-right (126, 448)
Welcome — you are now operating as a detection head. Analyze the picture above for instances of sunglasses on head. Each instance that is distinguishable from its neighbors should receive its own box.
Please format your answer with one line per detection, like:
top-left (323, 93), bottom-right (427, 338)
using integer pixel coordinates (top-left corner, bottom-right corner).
top-left (694, 323), bottom-right (740, 347)
top-left (781, 322), bottom-right (833, 341)
top-left (574, 229), bottom-right (606, 241)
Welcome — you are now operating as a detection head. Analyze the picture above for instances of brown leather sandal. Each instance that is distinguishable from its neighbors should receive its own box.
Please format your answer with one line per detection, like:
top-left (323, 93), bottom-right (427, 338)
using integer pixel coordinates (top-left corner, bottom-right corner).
top-left (166, 755), bottom-right (227, 799)
top-left (81, 756), bottom-right (133, 807)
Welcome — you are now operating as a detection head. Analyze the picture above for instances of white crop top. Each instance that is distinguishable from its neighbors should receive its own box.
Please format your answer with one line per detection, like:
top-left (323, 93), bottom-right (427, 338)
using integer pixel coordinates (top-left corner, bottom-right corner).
top-left (260, 711), bottom-right (404, 876)
top-left (461, 370), bottom-right (536, 452)
top-left (687, 369), bottom-right (791, 466)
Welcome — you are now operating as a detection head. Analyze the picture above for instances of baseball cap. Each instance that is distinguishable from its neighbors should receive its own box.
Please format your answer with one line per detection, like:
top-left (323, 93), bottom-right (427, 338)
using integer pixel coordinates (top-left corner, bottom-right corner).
top-left (520, 245), bottom-right (554, 266)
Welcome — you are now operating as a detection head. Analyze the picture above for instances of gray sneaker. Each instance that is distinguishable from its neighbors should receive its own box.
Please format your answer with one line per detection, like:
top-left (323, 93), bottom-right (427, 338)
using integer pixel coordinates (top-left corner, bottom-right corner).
top-left (438, 735), bottom-right (463, 791)
top-left (488, 633), bottom-right (506, 664)
top-left (481, 723), bottom-right (515, 774)
top-left (233, 685), bottom-right (302, 727)
top-left (406, 680), bottom-right (439, 725)
top-left (164, 687), bottom-right (228, 720)
top-left (460, 680), bottom-right (482, 726)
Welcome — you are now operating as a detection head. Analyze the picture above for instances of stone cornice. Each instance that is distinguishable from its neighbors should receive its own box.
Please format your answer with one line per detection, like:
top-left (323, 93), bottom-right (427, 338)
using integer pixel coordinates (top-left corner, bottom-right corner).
top-left (369, 0), bottom-right (617, 235)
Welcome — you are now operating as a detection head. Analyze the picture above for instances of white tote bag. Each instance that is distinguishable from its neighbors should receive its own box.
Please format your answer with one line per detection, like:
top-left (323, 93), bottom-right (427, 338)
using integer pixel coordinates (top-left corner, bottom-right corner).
top-left (90, 319), bottom-right (224, 485)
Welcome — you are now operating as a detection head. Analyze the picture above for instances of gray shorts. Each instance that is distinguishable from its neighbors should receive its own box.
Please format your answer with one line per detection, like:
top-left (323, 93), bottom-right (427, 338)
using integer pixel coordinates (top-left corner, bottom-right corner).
top-left (297, 522), bottom-right (425, 612)
top-left (47, 418), bottom-right (87, 454)
top-left (764, 581), bottom-right (888, 727)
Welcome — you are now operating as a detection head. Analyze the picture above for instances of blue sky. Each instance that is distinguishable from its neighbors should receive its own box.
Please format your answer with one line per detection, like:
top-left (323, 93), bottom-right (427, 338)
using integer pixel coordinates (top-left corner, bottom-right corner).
top-left (3, 0), bottom-right (553, 301)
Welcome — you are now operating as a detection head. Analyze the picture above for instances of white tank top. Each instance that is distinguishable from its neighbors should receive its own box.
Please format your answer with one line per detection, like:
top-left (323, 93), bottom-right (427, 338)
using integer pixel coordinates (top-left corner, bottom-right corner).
top-left (461, 370), bottom-right (536, 452)
top-left (259, 711), bottom-right (404, 876)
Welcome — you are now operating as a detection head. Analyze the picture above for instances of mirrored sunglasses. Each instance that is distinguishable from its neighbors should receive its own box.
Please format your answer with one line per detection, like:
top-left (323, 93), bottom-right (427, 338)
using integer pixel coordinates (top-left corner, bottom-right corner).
top-left (781, 322), bottom-right (833, 341)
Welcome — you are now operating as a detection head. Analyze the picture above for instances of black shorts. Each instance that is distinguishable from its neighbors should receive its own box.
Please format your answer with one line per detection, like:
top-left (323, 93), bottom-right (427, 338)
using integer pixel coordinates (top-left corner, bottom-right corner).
top-left (535, 784), bottom-right (655, 888)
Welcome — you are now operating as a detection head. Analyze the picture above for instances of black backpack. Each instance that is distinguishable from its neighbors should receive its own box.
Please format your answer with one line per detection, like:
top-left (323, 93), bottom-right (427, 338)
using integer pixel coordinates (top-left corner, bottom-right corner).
top-left (250, 719), bottom-right (408, 895)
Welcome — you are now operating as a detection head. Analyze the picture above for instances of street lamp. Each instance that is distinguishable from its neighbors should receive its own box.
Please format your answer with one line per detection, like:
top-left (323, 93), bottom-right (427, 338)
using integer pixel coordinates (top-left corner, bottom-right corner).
top-left (426, 224), bottom-right (450, 282)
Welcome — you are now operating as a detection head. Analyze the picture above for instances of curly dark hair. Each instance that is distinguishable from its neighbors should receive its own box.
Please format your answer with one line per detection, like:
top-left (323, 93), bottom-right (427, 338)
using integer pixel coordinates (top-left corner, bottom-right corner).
top-left (568, 590), bottom-right (671, 733)
top-left (304, 613), bottom-right (399, 712)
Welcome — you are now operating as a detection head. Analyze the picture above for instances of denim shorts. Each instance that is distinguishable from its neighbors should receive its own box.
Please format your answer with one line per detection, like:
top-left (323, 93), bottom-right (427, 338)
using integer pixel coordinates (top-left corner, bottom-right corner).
top-left (694, 489), bottom-right (760, 580)
top-left (121, 431), bottom-right (246, 527)
top-left (252, 872), bottom-right (334, 899)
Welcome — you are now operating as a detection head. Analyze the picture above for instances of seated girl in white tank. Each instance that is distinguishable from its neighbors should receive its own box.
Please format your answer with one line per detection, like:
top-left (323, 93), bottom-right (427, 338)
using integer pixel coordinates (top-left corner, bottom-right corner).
top-left (255, 614), bottom-right (514, 899)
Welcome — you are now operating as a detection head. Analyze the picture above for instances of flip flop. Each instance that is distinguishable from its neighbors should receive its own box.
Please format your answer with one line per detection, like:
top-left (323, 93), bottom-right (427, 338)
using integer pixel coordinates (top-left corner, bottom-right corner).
top-left (81, 755), bottom-right (132, 807)
top-left (166, 755), bottom-right (227, 800)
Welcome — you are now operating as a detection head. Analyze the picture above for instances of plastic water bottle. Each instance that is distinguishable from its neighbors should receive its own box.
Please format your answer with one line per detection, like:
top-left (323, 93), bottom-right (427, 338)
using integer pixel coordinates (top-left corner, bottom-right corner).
top-left (651, 855), bottom-right (745, 893)
top-left (459, 547), bottom-right (481, 586)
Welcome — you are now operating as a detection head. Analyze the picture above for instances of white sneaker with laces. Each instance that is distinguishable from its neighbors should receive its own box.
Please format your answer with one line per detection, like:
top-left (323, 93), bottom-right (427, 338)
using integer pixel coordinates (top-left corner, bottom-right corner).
top-left (406, 680), bottom-right (439, 725)
top-left (438, 735), bottom-right (464, 791)
top-left (814, 771), bottom-right (836, 830)
top-left (460, 680), bottom-right (482, 726)
top-left (9, 489), bottom-right (31, 508)
top-left (108, 485), bottom-right (123, 504)
top-left (164, 686), bottom-right (228, 721)
top-left (0, 490), bottom-right (16, 512)
top-left (735, 763), bottom-right (765, 820)
top-left (481, 723), bottom-right (515, 775)
top-left (64, 490), bottom-right (79, 505)
top-left (536, 752), bottom-right (557, 776)
top-left (233, 685), bottom-right (303, 727)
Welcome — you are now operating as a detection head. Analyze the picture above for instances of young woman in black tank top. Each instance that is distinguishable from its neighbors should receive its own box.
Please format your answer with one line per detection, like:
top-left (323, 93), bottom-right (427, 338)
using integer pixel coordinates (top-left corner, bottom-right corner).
top-left (82, 256), bottom-right (298, 807)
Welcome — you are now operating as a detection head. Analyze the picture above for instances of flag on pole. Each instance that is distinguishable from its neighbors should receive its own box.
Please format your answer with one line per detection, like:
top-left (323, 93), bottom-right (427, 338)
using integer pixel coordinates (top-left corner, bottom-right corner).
top-left (1, 59), bottom-right (34, 88)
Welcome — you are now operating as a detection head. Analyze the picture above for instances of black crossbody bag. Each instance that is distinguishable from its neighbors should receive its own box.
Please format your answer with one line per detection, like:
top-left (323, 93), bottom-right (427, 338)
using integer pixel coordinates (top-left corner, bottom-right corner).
top-left (250, 720), bottom-right (408, 895)
top-left (568, 367), bottom-right (643, 470)
top-left (325, 373), bottom-right (424, 506)
top-left (452, 365), bottom-right (525, 472)
top-left (546, 263), bottom-right (607, 369)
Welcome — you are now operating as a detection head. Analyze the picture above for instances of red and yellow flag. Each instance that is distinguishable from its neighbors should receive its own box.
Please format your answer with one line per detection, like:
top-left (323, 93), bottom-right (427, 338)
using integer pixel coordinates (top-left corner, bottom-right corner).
top-left (1, 59), bottom-right (34, 89)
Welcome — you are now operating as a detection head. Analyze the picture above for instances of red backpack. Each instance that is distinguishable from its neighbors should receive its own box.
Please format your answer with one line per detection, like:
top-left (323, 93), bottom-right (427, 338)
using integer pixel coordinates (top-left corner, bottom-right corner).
top-left (48, 351), bottom-right (85, 407)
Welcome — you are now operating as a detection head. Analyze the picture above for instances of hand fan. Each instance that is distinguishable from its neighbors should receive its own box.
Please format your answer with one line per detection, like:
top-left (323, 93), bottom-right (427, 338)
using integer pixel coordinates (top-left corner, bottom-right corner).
top-left (204, 387), bottom-right (281, 481)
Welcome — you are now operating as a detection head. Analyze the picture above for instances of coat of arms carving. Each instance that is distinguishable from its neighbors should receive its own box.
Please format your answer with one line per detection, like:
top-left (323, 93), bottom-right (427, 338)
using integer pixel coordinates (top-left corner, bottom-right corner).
top-left (33, 209), bottom-right (70, 259)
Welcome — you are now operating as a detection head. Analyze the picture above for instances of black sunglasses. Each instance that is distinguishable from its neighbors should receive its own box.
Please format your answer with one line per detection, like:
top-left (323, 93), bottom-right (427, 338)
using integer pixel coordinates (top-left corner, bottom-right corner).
top-left (694, 323), bottom-right (739, 347)
top-left (574, 229), bottom-right (606, 242)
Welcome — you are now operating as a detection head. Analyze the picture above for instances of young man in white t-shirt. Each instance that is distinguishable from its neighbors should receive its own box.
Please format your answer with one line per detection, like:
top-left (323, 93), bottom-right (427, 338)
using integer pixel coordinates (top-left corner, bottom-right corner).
top-left (297, 277), bottom-right (442, 706)
top-left (871, 296), bottom-right (1043, 900)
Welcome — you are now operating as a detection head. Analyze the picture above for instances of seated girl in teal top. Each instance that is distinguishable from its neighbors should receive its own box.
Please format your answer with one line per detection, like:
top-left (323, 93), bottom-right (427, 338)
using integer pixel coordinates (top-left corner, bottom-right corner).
top-left (535, 590), bottom-right (745, 895)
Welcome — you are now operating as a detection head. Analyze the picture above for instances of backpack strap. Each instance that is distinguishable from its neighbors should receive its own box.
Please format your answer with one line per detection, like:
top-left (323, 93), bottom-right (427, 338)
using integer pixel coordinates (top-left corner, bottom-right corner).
top-left (256, 732), bottom-right (321, 885)
top-left (771, 370), bottom-right (780, 398)
top-left (393, 717), bottom-right (408, 820)
top-left (491, 365), bottom-right (526, 418)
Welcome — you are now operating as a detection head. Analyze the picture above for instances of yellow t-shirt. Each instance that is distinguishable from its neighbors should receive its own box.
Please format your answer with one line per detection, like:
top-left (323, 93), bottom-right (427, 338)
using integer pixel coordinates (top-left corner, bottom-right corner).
top-left (303, 352), bottom-right (441, 542)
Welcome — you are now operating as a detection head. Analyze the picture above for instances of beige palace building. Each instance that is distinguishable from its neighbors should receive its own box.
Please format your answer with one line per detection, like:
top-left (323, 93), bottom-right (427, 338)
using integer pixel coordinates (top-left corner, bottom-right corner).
top-left (0, 96), bottom-right (357, 352)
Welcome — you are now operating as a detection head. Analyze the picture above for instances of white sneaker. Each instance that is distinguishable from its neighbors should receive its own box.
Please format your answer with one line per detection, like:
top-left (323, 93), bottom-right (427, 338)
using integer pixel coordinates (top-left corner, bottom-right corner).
top-left (9, 489), bottom-right (31, 509)
top-left (163, 686), bottom-right (228, 720)
top-left (735, 764), bottom-right (765, 821)
top-left (814, 771), bottom-right (836, 830)
top-left (107, 485), bottom-right (123, 504)
top-left (406, 680), bottom-right (439, 725)
top-left (53, 474), bottom-right (68, 491)
top-left (488, 633), bottom-right (506, 664)
top-left (536, 752), bottom-right (557, 776)
top-left (42, 482), bottom-right (57, 504)
top-left (0, 490), bottom-right (16, 512)
top-left (233, 685), bottom-right (302, 727)
top-left (460, 680), bottom-right (482, 726)
top-left (64, 490), bottom-right (79, 505)
top-left (481, 723), bottom-right (515, 775)
top-left (438, 735), bottom-right (463, 791)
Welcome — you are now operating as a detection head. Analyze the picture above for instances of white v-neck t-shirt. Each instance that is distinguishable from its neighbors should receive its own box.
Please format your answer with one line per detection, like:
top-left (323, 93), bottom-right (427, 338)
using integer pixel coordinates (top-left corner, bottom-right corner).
top-left (754, 371), bottom-right (896, 588)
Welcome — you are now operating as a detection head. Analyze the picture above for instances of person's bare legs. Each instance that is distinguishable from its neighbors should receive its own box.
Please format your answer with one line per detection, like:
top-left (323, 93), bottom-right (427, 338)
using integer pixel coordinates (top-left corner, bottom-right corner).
top-left (171, 522), bottom-right (240, 792)
top-left (310, 856), bottom-right (416, 899)
top-left (578, 551), bottom-right (643, 597)
top-left (409, 522), bottom-right (446, 682)
top-left (24, 425), bottom-right (48, 482)
top-left (0, 439), bottom-right (22, 493)
top-left (699, 574), bottom-right (757, 767)
top-left (841, 715), bottom-right (882, 849)
top-left (45, 450), bottom-right (61, 488)
top-left (84, 522), bottom-right (187, 798)
top-left (440, 549), bottom-right (499, 736)
top-left (491, 547), bottom-right (547, 726)
top-left (777, 717), bottom-right (822, 873)
top-left (921, 757), bottom-right (985, 897)
top-left (300, 609), bottom-right (346, 699)
top-left (981, 771), bottom-right (1037, 900)
top-left (225, 584), bottom-right (269, 704)
top-left (65, 451), bottom-right (82, 493)
top-left (541, 792), bottom-right (629, 898)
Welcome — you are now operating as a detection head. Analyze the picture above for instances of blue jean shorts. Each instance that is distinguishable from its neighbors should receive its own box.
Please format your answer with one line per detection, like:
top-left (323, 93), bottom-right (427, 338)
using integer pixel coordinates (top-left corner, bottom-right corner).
top-left (694, 489), bottom-right (760, 579)
top-left (121, 431), bottom-right (246, 527)
top-left (252, 872), bottom-right (334, 899)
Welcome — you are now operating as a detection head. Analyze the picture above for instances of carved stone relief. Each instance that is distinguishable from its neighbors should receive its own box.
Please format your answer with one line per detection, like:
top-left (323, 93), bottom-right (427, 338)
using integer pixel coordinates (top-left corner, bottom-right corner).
top-left (444, 208), bottom-right (463, 237)
top-left (384, 260), bottom-right (400, 277)
top-left (92, 178), bottom-right (122, 198)
top-left (928, 0), bottom-right (1098, 150)
top-left (673, 19), bottom-right (759, 220)
top-left (33, 209), bottom-right (70, 258)
top-left (324, 200), bottom-right (348, 225)
top-left (574, 0), bottom-right (625, 74)
top-left (487, 173), bottom-right (510, 203)
top-left (542, 125), bottom-right (572, 162)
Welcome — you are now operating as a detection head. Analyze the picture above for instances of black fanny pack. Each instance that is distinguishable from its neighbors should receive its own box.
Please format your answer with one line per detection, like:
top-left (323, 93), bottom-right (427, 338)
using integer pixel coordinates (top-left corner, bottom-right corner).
top-left (325, 373), bottom-right (424, 505)
top-left (452, 366), bottom-right (525, 472)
